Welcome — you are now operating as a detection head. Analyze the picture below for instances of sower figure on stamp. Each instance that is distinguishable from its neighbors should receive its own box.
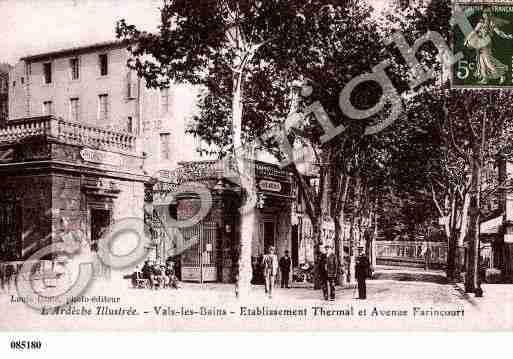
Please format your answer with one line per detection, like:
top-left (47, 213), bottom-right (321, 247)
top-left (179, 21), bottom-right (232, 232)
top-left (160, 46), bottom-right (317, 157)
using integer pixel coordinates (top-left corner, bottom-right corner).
top-left (321, 245), bottom-right (338, 301)
top-left (263, 246), bottom-right (278, 299)
top-left (279, 250), bottom-right (292, 289)
top-left (355, 248), bottom-right (371, 300)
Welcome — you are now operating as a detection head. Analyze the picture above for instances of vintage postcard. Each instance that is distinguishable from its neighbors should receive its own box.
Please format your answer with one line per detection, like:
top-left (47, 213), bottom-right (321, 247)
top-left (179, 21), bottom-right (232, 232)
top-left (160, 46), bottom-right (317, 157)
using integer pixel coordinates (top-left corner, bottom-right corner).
top-left (1, 0), bottom-right (513, 335)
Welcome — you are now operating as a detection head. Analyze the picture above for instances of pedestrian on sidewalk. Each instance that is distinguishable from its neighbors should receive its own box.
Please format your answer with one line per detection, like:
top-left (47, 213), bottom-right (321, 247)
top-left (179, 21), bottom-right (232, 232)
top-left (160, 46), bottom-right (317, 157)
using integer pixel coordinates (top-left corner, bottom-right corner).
top-left (322, 245), bottom-right (338, 301)
top-left (279, 250), bottom-right (292, 288)
top-left (263, 246), bottom-right (278, 299)
top-left (356, 249), bottom-right (371, 299)
top-left (421, 241), bottom-right (430, 270)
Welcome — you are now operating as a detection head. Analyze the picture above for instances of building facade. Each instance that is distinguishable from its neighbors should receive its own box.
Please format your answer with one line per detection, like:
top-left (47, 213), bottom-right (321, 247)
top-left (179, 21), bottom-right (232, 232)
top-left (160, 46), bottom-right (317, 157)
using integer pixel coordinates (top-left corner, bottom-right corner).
top-left (0, 41), bottom-right (185, 279)
top-left (0, 115), bottom-right (147, 278)
top-left (0, 64), bottom-right (10, 127)
top-left (8, 41), bottom-right (180, 170)
top-left (480, 159), bottom-right (513, 283)
top-left (147, 159), bottom-right (294, 283)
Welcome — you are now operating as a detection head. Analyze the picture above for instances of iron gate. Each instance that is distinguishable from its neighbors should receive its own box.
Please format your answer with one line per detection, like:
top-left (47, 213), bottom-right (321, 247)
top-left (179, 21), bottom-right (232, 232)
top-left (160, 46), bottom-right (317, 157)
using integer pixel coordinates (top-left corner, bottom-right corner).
top-left (180, 222), bottom-right (217, 282)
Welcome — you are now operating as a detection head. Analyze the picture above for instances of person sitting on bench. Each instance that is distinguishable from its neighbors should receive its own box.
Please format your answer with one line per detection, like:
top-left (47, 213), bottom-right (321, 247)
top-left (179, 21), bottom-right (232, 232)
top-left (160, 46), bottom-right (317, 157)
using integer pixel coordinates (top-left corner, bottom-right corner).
top-left (165, 263), bottom-right (179, 289)
top-left (131, 266), bottom-right (146, 288)
top-left (152, 264), bottom-right (165, 289)
top-left (141, 261), bottom-right (155, 289)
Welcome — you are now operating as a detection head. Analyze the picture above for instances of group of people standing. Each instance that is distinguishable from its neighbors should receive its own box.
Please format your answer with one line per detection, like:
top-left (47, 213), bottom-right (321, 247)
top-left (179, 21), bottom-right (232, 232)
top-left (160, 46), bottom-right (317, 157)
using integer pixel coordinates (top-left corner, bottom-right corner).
top-left (318, 245), bottom-right (372, 301)
top-left (261, 246), bottom-right (292, 299)
top-left (260, 245), bottom-right (372, 301)
top-left (319, 245), bottom-right (372, 301)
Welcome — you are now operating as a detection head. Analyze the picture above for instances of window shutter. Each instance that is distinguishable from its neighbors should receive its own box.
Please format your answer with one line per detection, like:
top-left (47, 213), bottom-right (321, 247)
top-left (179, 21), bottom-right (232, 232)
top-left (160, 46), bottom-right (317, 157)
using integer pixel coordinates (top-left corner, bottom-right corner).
top-left (126, 71), bottom-right (138, 99)
top-left (130, 83), bottom-right (138, 99)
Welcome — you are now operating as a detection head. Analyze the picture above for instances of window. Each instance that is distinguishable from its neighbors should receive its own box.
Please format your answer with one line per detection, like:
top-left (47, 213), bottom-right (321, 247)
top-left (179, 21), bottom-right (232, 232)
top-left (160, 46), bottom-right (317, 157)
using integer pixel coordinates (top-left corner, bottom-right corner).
top-left (21, 77), bottom-right (24, 85)
top-left (70, 58), bottom-right (80, 80)
top-left (70, 98), bottom-right (79, 121)
top-left (98, 94), bottom-right (109, 121)
top-left (25, 62), bottom-right (31, 77)
top-left (160, 133), bottom-right (171, 160)
top-left (126, 71), bottom-right (137, 99)
top-left (43, 101), bottom-right (53, 115)
top-left (127, 116), bottom-right (133, 133)
top-left (99, 54), bottom-right (108, 76)
top-left (160, 87), bottom-right (170, 114)
top-left (0, 201), bottom-right (19, 260)
top-left (1, 101), bottom-right (7, 116)
top-left (43, 62), bottom-right (52, 84)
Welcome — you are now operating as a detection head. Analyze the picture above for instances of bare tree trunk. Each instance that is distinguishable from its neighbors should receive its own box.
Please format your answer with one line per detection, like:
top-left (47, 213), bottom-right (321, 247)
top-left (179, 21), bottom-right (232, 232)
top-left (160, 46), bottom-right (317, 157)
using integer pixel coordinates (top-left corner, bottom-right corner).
top-left (371, 200), bottom-right (378, 268)
top-left (232, 62), bottom-right (255, 300)
top-left (349, 177), bottom-right (362, 285)
top-left (465, 148), bottom-right (482, 296)
top-left (457, 190), bottom-right (470, 279)
top-left (333, 175), bottom-right (349, 285)
top-left (446, 193), bottom-right (458, 281)
top-left (366, 199), bottom-right (377, 268)
top-left (312, 217), bottom-right (322, 289)
top-left (333, 216), bottom-right (343, 285)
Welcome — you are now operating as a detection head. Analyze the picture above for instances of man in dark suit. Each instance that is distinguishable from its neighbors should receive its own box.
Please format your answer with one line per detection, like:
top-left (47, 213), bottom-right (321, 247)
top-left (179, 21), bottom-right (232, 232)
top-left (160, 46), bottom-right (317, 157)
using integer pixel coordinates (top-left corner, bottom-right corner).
top-left (321, 245), bottom-right (338, 301)
top-left (355, 249), bottom-right (371, 299)
top-left (141, 260), bottom-right (154, 289)
top-left (279, 250), bottom-right (292, 288)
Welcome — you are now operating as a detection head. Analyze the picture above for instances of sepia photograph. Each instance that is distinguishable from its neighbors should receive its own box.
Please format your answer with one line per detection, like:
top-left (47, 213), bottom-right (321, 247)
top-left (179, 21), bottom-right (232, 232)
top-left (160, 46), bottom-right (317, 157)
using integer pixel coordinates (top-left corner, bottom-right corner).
top-left (1, 0), bottom-right (513, 337)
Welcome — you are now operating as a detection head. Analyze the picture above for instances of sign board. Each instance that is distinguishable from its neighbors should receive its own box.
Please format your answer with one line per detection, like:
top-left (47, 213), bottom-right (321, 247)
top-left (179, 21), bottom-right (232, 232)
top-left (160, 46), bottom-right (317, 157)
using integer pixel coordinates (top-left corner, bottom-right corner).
top-left (258, 180), bottom-right (282, 192)
top-left (80, 148), bottom-right (123, 167)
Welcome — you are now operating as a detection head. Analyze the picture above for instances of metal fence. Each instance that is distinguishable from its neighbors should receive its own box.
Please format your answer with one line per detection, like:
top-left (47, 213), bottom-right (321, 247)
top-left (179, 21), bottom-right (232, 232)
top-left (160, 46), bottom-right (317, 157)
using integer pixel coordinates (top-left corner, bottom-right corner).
top-left (376, 241), bottom-right (447, 268)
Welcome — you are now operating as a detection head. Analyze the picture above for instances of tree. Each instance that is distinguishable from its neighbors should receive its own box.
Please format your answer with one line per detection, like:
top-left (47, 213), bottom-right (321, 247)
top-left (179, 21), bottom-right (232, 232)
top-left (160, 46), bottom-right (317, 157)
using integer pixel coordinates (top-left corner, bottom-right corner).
top-left (387, 0), bottom-right (470, 281)
top-left (116, 0), bottom-right (390, 294)
top-left (445, 89), bottom-right (513, 295)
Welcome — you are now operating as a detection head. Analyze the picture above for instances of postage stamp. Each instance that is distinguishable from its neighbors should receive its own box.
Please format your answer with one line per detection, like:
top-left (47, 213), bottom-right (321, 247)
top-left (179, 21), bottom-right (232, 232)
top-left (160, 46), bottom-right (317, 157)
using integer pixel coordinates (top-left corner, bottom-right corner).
top-left (452, 1), bottom-right (513, 88)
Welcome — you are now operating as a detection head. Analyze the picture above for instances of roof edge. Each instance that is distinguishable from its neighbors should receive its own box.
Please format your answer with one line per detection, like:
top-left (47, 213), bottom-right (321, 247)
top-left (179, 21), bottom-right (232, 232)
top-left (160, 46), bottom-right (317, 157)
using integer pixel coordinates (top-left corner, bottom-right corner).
top-left (20, 40), bottom-right (129, 62)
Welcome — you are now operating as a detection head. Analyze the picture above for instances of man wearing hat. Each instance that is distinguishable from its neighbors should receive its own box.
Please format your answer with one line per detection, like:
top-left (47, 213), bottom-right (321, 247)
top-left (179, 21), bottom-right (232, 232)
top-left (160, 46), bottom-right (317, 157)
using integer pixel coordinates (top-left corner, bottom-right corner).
top-left (263, 246), bottom-right (278, 299)
top-left (321, 244), bottom-right (338, 301)
top-left (355, 248), bottom-right (371, 299)
top-left (279, 250), bottom-right (292, 288)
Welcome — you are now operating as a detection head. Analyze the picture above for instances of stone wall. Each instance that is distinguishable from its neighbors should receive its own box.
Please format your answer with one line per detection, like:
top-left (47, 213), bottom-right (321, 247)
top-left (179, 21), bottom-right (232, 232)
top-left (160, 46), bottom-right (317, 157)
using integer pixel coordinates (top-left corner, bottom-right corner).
top-left (0, 175), bottom-right (53, 260)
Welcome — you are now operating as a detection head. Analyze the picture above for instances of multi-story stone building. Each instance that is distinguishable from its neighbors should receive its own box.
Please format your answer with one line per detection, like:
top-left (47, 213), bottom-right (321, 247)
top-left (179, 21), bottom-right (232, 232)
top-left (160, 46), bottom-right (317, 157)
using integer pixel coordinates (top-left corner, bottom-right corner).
top-left (0, 41), bottom-right (181, 277)
top-left (0, 63), bottom-right (10, 127)
top-left (8, 41), bottom-right (178, 170)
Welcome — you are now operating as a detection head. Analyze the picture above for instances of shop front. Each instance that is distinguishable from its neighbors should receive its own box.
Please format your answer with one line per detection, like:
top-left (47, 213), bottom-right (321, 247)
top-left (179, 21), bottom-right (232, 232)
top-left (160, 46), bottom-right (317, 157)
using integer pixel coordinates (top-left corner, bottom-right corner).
top-left (0, 116), bottom-right (148, 279)
top-left (152, 159), bottom-right (294, 283)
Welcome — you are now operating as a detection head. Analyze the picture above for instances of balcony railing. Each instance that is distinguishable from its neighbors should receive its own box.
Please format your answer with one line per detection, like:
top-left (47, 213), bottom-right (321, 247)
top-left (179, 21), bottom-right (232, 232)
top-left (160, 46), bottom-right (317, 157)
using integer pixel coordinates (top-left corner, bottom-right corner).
top-left (0, 115), bottom-right (140, 155)
top-left (158, 158), bottom-right (291, 184)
